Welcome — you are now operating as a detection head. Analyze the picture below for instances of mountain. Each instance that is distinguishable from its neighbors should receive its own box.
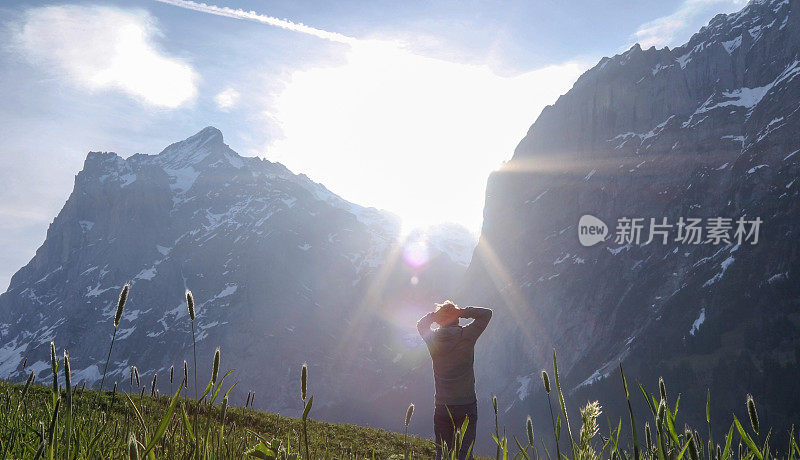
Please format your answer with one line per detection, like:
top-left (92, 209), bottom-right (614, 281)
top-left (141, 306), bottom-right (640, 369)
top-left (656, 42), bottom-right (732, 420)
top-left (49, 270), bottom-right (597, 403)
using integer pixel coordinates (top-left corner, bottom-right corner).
top-left (0, 126), bottom-right (474, 429)
top-left (461, 0), bottom-right (800, 448)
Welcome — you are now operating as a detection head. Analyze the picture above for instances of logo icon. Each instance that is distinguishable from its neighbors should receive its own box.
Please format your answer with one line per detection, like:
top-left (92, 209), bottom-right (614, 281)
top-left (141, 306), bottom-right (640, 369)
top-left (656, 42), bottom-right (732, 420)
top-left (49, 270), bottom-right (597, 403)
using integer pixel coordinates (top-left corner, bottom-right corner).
top-left (578, 215), bottom-right (608, 247)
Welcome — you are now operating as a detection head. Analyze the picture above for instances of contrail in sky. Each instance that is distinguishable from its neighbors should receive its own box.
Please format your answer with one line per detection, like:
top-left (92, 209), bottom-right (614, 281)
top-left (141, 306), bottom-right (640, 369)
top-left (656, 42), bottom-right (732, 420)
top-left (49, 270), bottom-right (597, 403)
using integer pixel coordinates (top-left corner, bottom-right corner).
top-left (151, 0), bottom-right (356, 44)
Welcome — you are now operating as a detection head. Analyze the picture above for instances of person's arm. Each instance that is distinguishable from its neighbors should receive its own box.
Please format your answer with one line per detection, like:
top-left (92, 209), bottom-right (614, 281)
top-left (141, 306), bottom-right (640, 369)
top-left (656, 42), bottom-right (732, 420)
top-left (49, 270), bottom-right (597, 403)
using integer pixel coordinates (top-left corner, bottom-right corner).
top-left (460, 306), bottom-right (492, 341)
top-left (417, 311), bottom-right (437, 343)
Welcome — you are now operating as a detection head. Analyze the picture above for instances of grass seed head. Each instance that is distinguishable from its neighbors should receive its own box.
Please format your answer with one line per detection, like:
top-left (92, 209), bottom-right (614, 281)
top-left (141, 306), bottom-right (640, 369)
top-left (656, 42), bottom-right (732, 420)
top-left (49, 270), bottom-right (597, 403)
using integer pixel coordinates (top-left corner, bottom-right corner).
top-left (301, 363), bottom-right (308, 400)
top-left (186, 290), bottom-right (195, 321)
top-left (659, 377), bottom-right (667, 402)
top-left (542, 370), bottom-right (551, 394)
top-left (526, 415), bottom-right (534, 446)
top-left (492, 394), bottom-right (498, 415)
top-left (746, 394), bottom-right (759, 435)
top-left (405, 403), bottom-right (414, 427)
top-left (128, 433), bottom-right (139, 460)
top-left (50, 341), bottom-right (58, 393)
top-left (63, 350), bottom-right (71, 393)
top-left (133, 366), bottom-right (140, 387)
top-left (115, 283), bottom-right (130, 328)
top-left (183, 361), bottom-right (188, 388)
top-left (212, 348), bottom-right (220, 383)
top-left (151, 373), bottom-right (157, 396)
top-left (21, 370), bottom-right (35, 401)
top-left (645, 423), bottom-right (652, 451)
top-left (170, 365), bottom-right (174, 384)
top-left (579, 401), bottom-right (602, 450)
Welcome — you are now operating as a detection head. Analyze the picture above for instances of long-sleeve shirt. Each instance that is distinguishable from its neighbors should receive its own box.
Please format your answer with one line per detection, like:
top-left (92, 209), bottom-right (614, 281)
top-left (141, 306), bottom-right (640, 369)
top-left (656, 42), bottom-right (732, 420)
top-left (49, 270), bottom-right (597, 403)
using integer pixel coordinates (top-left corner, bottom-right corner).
top-left (417, 306), bottom-right (493, 405)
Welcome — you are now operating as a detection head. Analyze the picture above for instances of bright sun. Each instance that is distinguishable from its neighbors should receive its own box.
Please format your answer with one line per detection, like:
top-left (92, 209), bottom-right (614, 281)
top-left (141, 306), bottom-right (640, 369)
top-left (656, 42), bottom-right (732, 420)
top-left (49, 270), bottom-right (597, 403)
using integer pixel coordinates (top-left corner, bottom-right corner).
top-left (266, 39), bottom-right (584, 235)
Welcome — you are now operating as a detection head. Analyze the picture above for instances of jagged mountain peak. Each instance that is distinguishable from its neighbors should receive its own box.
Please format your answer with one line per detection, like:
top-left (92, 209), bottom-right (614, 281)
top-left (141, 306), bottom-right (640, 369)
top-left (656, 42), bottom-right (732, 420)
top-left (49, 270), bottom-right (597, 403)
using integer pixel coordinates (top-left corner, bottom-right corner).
top-left (155, 126), bottom-right (235, 171)
top-left (514, 0), bottom-right (798, 161)
top-left (577, 0), bottom-right (793, 87)
top-left (71, 127), bottom-right (402, 235)
top-left (163, 125), bottom-right (224, 151)
top-left (195, 125), bottom-right (223, 140)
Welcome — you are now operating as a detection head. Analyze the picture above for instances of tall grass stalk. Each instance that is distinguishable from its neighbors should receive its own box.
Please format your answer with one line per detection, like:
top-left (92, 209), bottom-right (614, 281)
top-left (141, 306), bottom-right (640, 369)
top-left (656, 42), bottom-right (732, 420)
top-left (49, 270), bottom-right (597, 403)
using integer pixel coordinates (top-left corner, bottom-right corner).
top-left (187, 290), bottom-right (198, 398)
top-left (100, 283), bottom-right (129, 392)
top-left (49, 341), bottom-right (58, 403)
top-left (542, 369), bottom-right (561, 460)
top-left (553, 349), bottom-right (577, 458)
top-left (404, 403), bottom-right (414, 459)
top-left (300, 363), bottom-right (312, 460)
top-left (619, 363), bottom-right (640, 460)
top-left (707, 388), bottom-right (713, 450)
top-left (187, 288), bottom-right (199, 454)
top-left (493, 394), bottom-right (500, 460)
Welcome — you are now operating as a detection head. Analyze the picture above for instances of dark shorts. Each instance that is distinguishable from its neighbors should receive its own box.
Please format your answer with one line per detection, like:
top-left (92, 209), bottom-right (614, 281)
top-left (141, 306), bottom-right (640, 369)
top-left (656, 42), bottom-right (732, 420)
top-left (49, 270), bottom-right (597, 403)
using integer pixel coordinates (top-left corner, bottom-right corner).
top-left (433, 402), bottom-right (478, 460)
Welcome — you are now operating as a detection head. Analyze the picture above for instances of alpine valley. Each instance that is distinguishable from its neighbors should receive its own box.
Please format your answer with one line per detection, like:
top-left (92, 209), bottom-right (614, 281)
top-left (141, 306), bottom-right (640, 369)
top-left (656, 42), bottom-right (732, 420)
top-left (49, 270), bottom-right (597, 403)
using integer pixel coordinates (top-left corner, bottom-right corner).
top-left (1, 0), bottom-right (799, 453)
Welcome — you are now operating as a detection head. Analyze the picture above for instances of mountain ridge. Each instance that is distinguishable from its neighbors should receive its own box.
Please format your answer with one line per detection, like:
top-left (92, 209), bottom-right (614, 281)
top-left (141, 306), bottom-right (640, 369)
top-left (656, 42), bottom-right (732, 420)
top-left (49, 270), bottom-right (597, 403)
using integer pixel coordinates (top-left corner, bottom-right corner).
top-left (463, 0), bottom-right (799, 448)
top-left (0, 127), bottom-right (473, 434)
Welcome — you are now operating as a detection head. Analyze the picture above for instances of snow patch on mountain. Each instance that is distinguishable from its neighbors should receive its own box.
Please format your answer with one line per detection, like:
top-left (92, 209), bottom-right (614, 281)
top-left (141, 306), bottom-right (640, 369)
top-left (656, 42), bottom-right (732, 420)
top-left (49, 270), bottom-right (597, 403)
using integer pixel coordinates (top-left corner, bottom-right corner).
top-left (722, 35), bottom-right (742, 54)
top-left (689, 308), bottom-right (706, 336)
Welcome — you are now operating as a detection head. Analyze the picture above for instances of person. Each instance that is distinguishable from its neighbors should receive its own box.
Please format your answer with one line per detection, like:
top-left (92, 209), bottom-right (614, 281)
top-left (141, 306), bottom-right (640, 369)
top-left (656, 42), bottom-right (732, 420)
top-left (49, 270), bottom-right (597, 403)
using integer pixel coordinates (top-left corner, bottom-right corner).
top-left (417, 300), bottom-right (493, 460)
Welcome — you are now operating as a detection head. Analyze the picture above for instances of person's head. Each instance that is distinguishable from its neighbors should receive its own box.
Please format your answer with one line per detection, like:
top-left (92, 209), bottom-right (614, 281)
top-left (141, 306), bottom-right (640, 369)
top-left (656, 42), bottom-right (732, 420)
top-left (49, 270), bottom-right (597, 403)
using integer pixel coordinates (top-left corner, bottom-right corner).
top-left (434, 300), bottom-right (459, 327)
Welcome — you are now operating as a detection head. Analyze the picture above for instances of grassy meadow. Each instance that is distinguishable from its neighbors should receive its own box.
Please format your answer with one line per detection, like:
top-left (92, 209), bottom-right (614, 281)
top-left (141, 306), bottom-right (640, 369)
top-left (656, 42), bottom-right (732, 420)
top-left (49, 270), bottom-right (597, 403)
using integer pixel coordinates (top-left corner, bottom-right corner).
top-left (0, 285), bottom-right (797, 459)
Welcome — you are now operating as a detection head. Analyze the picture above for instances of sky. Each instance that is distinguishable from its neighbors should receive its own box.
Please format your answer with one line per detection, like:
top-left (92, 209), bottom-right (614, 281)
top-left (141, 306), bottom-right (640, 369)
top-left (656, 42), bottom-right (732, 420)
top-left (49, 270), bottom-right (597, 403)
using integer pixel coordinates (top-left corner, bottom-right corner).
top-left (0, 0), bottom-right (749, 291)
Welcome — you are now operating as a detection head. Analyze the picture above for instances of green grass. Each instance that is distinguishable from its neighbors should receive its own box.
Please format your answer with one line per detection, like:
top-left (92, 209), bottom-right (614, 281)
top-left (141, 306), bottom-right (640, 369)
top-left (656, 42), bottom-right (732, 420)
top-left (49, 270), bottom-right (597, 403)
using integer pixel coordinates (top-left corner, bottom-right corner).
top-left (2, 354), bottom-right (799, 459)
top-left (0, 378), bottom-right (438, 458)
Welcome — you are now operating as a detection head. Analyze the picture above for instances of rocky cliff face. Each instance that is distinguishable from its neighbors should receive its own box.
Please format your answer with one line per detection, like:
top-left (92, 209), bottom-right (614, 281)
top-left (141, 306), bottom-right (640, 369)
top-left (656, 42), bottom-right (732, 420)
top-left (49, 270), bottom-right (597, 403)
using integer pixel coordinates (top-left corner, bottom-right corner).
top-left (0, 127), bottom-right (473, 424)
top-left (463, 0), bottom-right (800, 444)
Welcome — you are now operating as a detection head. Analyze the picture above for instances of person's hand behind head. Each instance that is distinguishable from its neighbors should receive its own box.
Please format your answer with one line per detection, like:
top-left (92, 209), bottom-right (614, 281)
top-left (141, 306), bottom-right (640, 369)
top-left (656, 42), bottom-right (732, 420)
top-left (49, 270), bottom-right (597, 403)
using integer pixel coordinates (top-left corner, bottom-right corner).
top-left (434, 300), bottom-right (459, 326)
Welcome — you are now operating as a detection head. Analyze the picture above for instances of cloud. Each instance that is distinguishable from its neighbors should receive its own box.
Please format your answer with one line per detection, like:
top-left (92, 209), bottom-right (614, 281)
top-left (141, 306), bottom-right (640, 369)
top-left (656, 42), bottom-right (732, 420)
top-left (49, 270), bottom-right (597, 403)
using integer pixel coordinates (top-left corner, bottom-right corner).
top-left (152, 0), bottom-right (354, 44)
top-left (214, 87), bottom-right (240, 111)
top-left (13, 5), bottom-right (198, 108)
top-left (634, 0), bottom-right (746, 48)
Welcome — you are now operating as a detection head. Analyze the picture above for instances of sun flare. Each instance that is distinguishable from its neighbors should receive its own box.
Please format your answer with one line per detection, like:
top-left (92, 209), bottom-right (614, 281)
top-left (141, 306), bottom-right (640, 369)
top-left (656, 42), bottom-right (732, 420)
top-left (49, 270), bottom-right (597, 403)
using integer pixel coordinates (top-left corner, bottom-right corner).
top-left (266, 39), bottom-right (584, 234)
